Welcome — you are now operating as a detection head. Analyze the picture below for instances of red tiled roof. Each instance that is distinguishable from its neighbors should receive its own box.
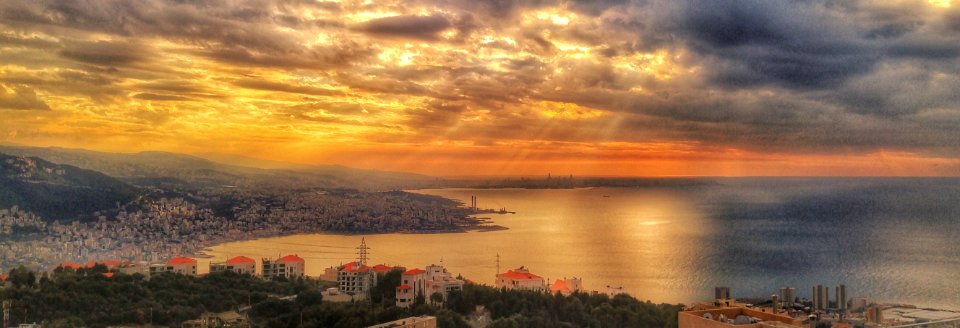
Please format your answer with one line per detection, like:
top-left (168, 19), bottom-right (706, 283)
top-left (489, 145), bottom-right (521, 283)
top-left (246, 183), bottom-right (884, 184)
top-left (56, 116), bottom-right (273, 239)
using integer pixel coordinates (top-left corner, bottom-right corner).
top-left (276, 254), bottom-right (304, 263)
top-left (550, 279), bottom-right (570, 293)
top-left (102, 272), bottom-right (115, 278)
top-left (498, 270), bottom-right (542, 280)
top-left (60, 261), bottom-right (82, 269)
top-left (341, 261), bottom-right (370, 273)
top-left (226, 256), bottom-right (255, 264)
top-left (0, 274), bottom-right (7, 281)
top-left (373, 264), bottom-right (393, 272)
top-left (397, 284), bottom-right (412, 290)
top-left (403, 268), bottom-right (425, 275)
top-left (166, 256), bottom-right (197, 265)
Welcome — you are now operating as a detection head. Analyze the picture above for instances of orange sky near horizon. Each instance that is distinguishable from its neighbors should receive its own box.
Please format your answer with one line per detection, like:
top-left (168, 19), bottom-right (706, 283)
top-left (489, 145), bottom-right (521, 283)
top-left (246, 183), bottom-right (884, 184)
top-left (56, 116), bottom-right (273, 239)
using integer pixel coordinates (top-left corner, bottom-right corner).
top-left (1, 0), bottom-right (959, 177)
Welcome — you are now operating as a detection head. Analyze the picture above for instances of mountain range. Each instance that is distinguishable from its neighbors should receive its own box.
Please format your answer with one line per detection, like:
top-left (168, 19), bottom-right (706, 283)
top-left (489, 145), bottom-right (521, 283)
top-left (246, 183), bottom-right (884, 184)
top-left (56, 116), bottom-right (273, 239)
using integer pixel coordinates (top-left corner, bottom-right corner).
top-left (0, 145), bottom-right (441, 190)
top-left (0, 145), bottom-right (448, 222)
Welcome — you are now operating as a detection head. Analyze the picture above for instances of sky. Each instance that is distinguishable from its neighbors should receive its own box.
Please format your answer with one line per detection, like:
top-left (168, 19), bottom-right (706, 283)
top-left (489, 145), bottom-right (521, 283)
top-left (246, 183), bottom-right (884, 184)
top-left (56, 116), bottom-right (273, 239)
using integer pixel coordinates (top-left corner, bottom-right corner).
top-left (1, 0), bottom-right (959, 176)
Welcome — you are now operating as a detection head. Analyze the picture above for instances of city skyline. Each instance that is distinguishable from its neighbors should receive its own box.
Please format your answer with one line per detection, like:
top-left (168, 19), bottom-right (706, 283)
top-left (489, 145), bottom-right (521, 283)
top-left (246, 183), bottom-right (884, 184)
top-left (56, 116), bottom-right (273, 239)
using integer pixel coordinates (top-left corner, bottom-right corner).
top-left (2, 0), bottom-right (960, 176)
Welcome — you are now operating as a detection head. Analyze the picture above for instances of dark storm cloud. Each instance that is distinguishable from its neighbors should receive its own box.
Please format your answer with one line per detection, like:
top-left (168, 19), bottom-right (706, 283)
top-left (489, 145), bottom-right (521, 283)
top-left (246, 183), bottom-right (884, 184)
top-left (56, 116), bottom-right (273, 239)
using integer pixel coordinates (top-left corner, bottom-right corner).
top-left (0, 85), bottom-right (50, 110)
top-left (1, 0), bottom-right (959, 158)
top-left (677, 1), bottom-right (880, 89)
top-left (865, 22), bottom-right (919, 40)
top-left (672, 0), bottom-right (960, 91)
top-left (886, 41), bottom-right (960, 59)
top-left (354, 15), bottom-right (452, 40)
top-left (58, 40), bottom-right (150, 67)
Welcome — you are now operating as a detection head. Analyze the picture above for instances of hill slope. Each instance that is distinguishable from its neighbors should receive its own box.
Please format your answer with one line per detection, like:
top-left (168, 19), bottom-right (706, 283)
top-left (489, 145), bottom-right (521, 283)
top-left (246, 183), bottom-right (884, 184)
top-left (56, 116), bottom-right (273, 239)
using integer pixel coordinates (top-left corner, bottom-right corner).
top-left (0, 153), bottom-right (139, 221)
top-left (0, 146), bottom-right (440, 190)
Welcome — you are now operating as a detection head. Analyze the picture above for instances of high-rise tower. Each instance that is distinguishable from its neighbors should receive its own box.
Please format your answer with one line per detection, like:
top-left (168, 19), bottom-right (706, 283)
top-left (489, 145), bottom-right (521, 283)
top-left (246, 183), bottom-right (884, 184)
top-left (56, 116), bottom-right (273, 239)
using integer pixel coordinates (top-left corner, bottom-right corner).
top-left (836, 285), bottom-right (847, 311)
top-left (780, 287), bottom-right (795, 306)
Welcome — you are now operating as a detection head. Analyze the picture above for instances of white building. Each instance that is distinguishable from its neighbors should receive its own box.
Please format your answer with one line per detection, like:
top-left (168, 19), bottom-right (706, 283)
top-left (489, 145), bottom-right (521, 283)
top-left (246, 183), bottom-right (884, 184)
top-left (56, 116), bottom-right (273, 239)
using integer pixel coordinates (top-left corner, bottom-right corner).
top-left (338, 261), bottom-right (376, 296)
top-left (495, 266), bottom-right (545, 292)
top-left (150, 256), bottom-right (197, 276)
top-left (425, 264), bottom-right (464, 296)
top-left (118, 261), bottom-right (151, 276)
top-left (210, 256), bottom-right (256, 275)
top-left (367, 316), bottom-right (436, 328)
top-left (549, 277), bottom-right (583, 295)
top-left (397, 264), bottom-right (465, 308)
top-left (261, 254), bottom-right (305, 279)
top-left (397, 268), bottom-right (425, 308)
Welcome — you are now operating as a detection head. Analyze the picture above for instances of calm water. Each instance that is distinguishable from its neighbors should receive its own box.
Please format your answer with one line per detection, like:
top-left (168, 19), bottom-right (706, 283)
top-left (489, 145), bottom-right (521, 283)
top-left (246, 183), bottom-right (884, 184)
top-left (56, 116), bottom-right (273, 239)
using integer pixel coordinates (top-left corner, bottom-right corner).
top-left (204, 178), bottom-right (960, 309)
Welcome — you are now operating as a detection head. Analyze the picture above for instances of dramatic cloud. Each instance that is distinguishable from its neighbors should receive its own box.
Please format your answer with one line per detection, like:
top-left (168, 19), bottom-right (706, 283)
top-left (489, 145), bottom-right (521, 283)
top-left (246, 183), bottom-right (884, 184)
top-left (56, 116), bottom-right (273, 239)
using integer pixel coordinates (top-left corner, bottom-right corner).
top-left (0, 85), bottom-right (50, 110)
top-left (1, 0), bottom-right (959, 175)
top-left (354, 14), bottom-right (453, 40)
top-left (58, 40), bottom-right (150, 67)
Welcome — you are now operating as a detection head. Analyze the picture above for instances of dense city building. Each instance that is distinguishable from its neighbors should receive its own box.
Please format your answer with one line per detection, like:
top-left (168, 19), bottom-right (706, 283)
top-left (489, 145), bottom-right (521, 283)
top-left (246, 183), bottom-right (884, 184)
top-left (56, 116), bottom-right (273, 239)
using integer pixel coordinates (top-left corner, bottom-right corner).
top-left (836, 284), bottom-right (847, 311)
top-left (866, 305), bottom-right (884, 325)
top-left (850, 298), bottom-right (869, 311)
top-left (679, 306), bottom-right (804, 328)
top-left (813, 284), bottom-right (829, 310)
top-left (780, 286), bottom-right (795, 305)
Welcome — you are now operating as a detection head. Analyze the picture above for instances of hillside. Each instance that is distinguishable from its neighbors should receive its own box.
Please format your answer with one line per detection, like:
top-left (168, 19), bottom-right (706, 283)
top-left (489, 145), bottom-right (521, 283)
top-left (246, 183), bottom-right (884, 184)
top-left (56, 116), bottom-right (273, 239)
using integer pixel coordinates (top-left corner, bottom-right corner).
top-left (0, 153), bottom-right (139, 221)
top-left (0, 146), bottom-right (441, 190)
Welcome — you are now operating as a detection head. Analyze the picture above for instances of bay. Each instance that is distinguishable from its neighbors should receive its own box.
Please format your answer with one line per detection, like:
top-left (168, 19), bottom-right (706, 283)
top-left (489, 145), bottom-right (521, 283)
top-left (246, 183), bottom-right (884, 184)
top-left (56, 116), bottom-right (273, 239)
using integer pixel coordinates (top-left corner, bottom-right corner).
top-left (203, 178), bottom-right (960, 309)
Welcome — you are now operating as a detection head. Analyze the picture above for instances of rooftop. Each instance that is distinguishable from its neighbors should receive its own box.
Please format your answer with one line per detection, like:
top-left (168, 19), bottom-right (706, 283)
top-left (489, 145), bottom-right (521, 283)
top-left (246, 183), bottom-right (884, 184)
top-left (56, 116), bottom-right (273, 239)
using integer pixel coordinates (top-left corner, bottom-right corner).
top-left (550, 279), bottom-right (570, 293)
top-left (367, 315), bottom-right (436, 328)
top-left (373, 264), bottom-right (393, 272)
top-left (498, 269), bottom-right (543, 280)
top-left (276, 254), bottom-right (305, 263)
top-left (341, 261), bottom-right (371, 273)
top-left (403, 268), bottom-right (425, 275)
top-left (166, 256), bottom-right (197, 265)
top-left (226, 256), bottom-right (256, 264)
top-left (679, 307), bottom-right (803, 327)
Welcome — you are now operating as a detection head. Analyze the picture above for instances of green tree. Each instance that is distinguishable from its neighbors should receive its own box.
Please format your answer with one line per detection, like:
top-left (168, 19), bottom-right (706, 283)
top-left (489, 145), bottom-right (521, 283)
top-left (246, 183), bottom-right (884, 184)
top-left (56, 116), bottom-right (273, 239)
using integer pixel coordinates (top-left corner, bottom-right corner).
top-left (8, 266), bottom-right (35, 288)
top-left (430, 291), bottom-right (445, 306)
top-left (370, 268), bottom-right (402, 305)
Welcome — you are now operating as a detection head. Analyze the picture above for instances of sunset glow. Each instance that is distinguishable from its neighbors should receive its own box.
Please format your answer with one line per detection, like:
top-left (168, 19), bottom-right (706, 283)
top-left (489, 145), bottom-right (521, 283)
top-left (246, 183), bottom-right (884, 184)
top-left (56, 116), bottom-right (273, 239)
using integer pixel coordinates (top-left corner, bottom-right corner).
top-left (2, 0), bottom-right (960, 176)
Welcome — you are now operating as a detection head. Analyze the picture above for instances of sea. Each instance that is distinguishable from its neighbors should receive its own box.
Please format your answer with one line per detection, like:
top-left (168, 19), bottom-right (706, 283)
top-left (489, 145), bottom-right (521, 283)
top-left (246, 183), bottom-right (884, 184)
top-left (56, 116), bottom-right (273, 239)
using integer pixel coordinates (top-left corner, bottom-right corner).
top-left (203, 178), bottom-right (960, 309)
